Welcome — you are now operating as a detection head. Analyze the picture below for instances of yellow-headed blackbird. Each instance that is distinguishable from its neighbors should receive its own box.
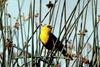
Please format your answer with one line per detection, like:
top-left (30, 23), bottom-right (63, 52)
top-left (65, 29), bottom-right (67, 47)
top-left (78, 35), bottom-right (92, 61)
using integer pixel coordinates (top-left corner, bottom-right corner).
top-left (40, 24), bottom-right (73, 60)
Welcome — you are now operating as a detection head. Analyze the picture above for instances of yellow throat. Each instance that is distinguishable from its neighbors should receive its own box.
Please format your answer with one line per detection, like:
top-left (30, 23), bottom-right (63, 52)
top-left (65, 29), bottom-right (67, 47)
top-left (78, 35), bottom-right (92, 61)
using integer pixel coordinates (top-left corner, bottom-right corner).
top-left (40, 24), bottom-right (52, 45)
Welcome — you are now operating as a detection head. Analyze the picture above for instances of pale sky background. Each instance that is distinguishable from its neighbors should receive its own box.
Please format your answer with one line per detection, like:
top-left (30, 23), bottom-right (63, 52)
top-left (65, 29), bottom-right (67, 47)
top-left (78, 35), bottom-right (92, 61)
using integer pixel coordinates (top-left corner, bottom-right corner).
top-left (0, 0), bottom-right (100, 67)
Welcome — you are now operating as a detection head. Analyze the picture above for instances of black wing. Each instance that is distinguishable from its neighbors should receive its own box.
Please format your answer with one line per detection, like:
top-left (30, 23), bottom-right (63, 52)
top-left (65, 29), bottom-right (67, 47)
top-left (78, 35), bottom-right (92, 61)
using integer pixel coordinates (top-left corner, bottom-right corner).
top-left (45, 33), bottom-right (66, 54)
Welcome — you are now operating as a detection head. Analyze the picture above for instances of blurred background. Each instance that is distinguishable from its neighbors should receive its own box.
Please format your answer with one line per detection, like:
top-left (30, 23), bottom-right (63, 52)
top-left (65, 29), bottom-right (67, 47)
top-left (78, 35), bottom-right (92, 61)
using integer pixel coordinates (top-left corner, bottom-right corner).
top-left (0, 0), bottom-right (100, 67)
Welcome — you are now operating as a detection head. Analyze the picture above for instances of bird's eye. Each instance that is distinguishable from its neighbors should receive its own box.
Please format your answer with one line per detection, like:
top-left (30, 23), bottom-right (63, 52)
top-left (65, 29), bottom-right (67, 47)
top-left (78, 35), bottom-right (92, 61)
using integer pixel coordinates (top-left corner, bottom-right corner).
top-left (47, 25), bottom-right (51, 28)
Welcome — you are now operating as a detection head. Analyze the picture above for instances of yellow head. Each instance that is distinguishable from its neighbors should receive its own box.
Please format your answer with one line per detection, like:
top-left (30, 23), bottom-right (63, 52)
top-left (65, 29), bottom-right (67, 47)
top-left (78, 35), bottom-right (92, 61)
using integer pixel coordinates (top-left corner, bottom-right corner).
top-left (41, 24), bottom-right (52, 34)
top-left (40, 24), bottom-right (52, 44)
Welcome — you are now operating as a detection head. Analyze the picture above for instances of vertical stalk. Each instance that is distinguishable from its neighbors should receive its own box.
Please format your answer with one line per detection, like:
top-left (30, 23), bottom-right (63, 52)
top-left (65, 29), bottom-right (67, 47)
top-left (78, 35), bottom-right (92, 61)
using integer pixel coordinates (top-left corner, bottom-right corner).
top-left (39, 0), bottom-right (42, 56)
top-left (64, 0), bottom-right (69, 67)
top-left (31, 0), bottom-right (35, 66)
top-left (17, 0), bottom-right (25, 66)
top-left (91, 0), bottom-right (98, 66)
top-left (16, 29), bottom-right (19, 66)
top-left (0, 1), bottom-right (6, 67)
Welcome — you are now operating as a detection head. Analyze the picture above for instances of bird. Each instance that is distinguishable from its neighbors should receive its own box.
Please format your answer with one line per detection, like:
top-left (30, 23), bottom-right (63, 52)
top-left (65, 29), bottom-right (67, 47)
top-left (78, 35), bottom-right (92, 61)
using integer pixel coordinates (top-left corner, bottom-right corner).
top-left (40, 24), bottom-right (73, 60)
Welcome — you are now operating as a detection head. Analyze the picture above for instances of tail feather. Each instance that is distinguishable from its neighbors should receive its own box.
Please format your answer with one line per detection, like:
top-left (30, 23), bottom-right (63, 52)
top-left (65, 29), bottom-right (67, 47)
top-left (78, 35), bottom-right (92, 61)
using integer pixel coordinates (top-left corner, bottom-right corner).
top-left (58, 46), bottom-right (73, 60)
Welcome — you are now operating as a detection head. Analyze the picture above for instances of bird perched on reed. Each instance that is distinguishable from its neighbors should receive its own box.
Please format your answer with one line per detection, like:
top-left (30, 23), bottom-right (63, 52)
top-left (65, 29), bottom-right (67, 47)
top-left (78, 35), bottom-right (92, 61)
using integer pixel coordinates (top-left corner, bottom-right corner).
top-left (40, 24), bottom-right (73, 60)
